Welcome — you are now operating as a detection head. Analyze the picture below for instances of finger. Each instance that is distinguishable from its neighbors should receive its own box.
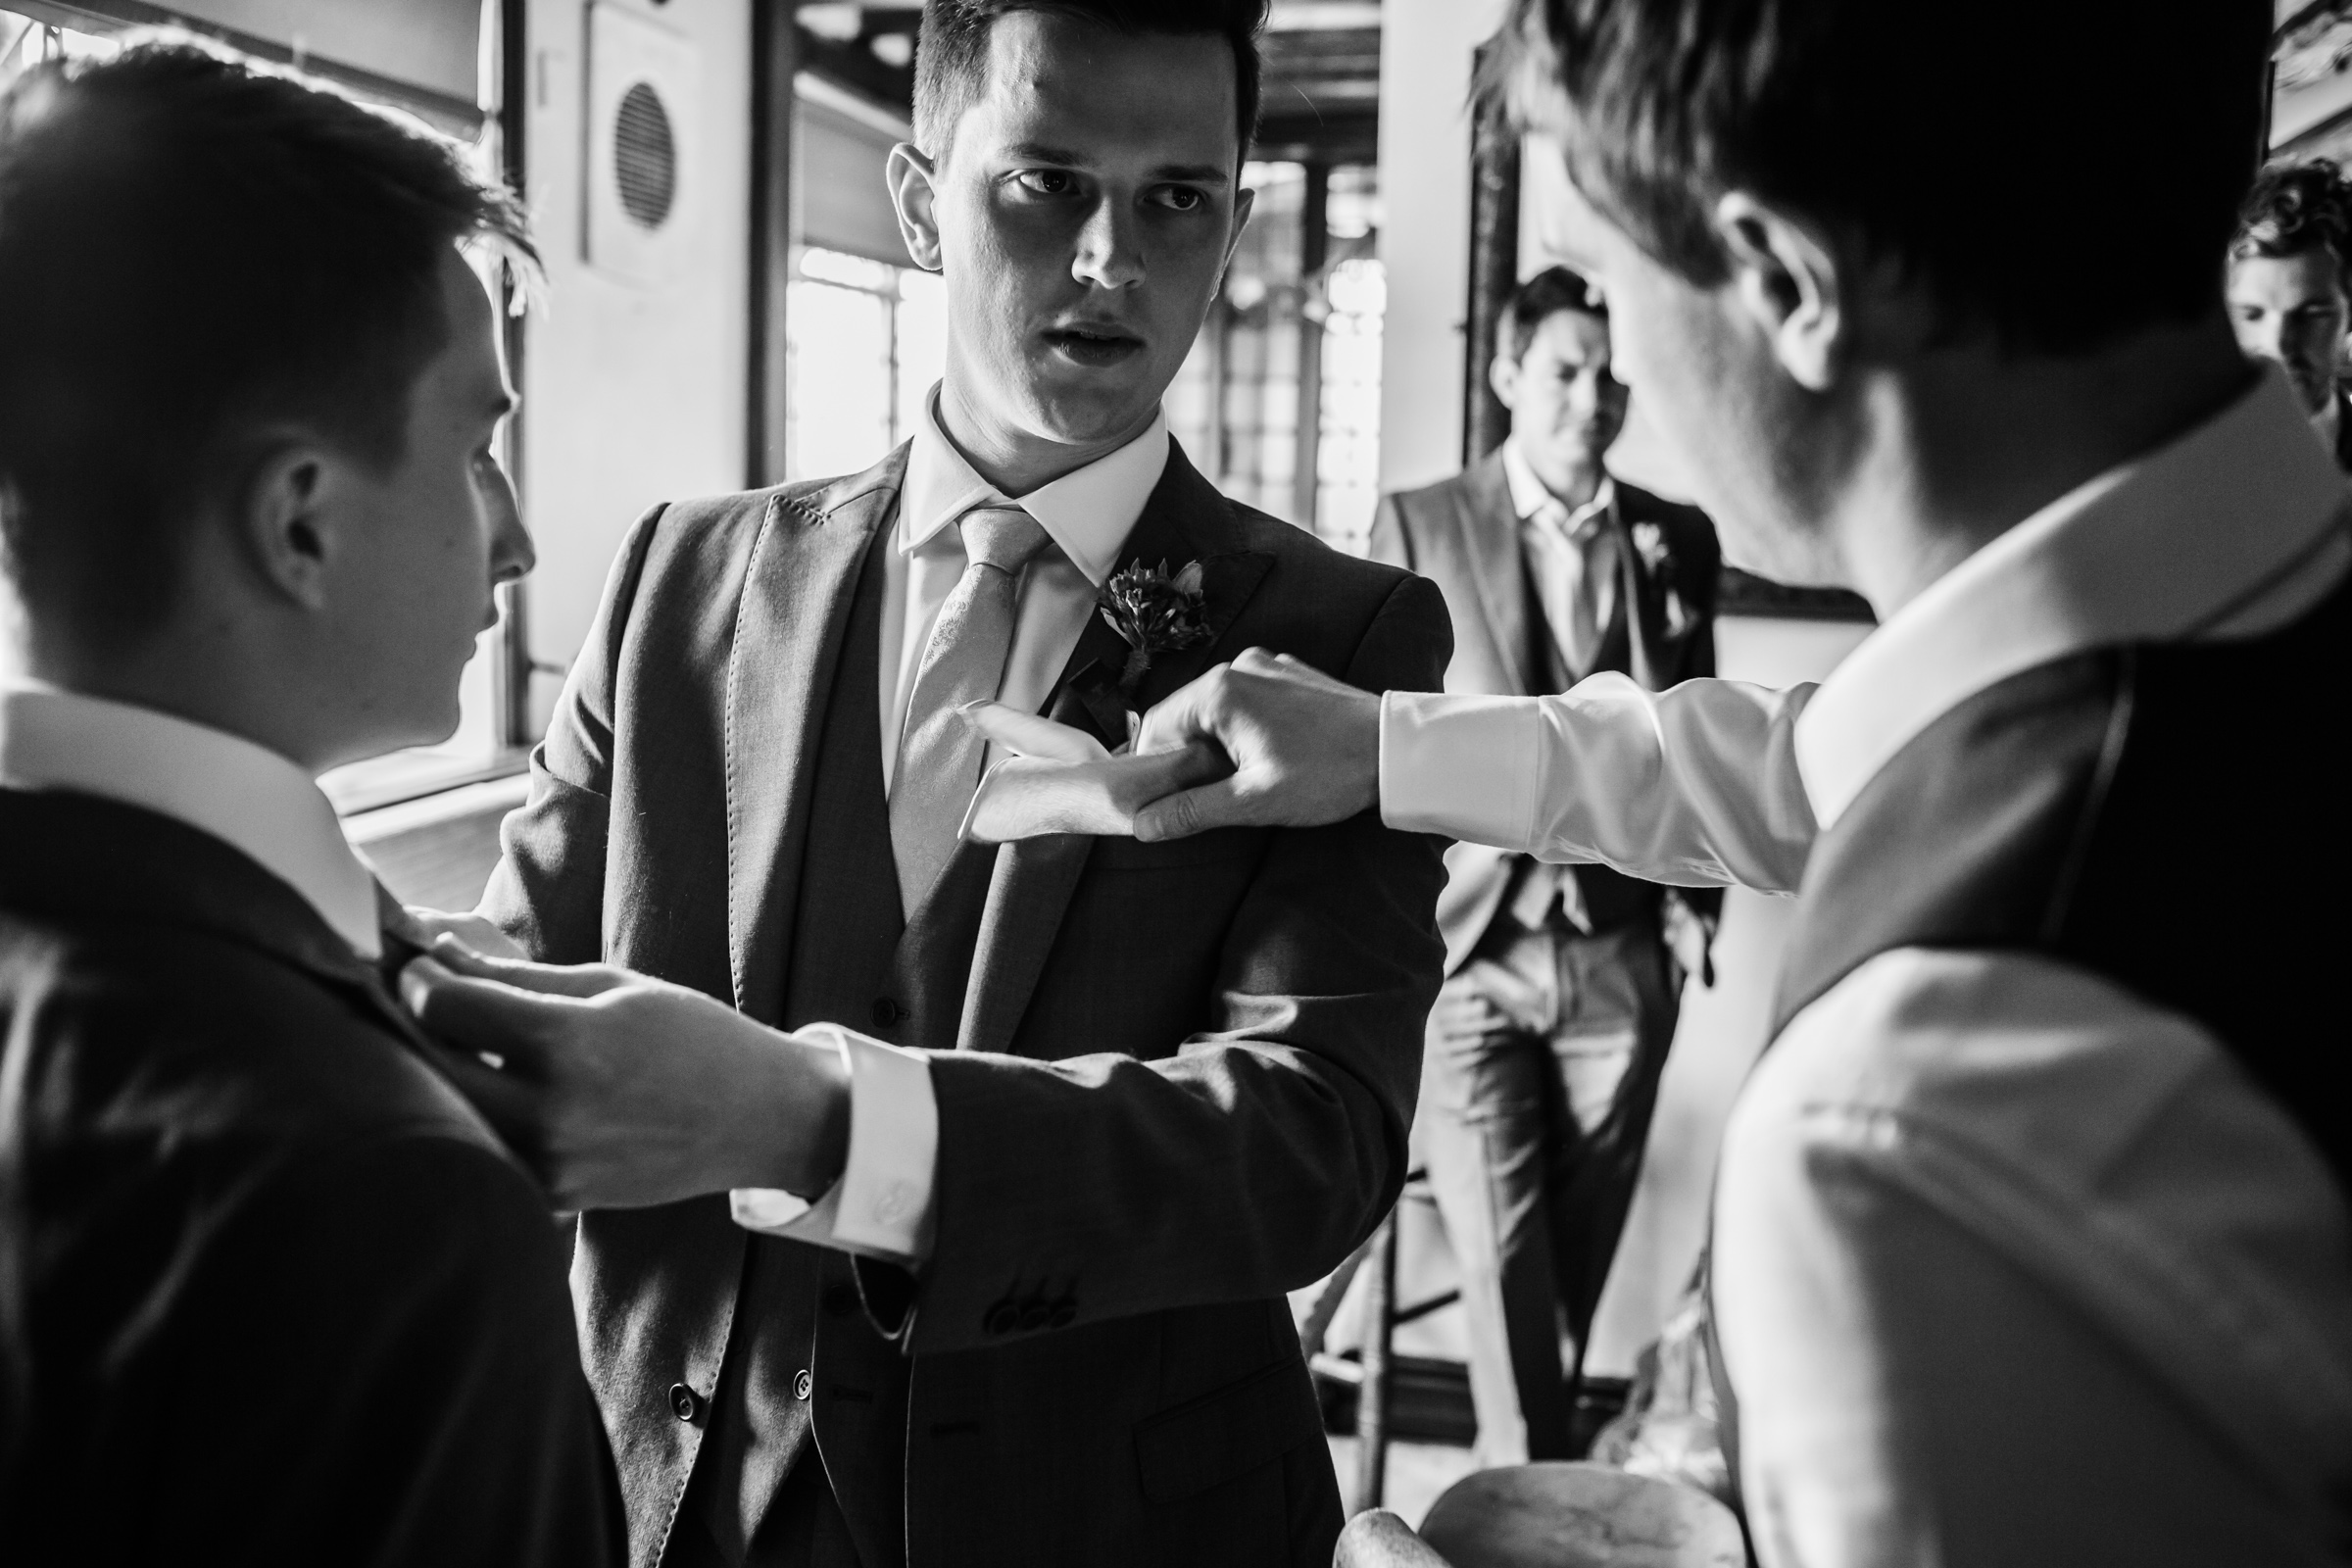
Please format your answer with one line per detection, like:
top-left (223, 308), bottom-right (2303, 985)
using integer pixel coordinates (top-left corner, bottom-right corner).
top-left (400, 955), bottom-right (576, 1064)
top-left (1101, 739), bottom-right (1234, 817)
top-left (416, 1037), bottom-right (546, 1129)
top-left (1132, 663), bottom-right (1230, 756)
top-left (1133, 776), bottom-right (1253, 842)
top-left (422, 936), bottom-right (627, 998)
top-left (959, 701), bottom-right (1110, 763)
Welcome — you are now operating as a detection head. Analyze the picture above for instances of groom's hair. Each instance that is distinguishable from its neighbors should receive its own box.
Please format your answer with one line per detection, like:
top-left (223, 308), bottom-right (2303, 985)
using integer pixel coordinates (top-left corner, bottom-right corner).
top-left (914, 0), bottom-right (1268, 168)
top-left (1481, 0), bottom-right (2270, 357)
top-left (0, 40), bottom-right (531, 650)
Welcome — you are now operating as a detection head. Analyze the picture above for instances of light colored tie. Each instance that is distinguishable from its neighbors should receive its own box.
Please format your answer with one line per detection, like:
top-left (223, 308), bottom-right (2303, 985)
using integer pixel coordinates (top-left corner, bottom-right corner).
top-left (890, 504), bottom-right (1052, 912)
top-left (1523, 501), bottom-right (1617, 680)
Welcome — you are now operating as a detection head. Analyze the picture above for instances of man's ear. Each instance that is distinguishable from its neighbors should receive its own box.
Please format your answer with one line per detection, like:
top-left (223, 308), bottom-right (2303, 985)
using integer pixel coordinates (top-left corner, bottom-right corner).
top-left (1488, 350), bottom-right (1521, 412)
top-left (1224, 183), bottom-right (1257, 273)
top-left (233, 439), bottom-right (339, 611)
top-left (1711, 192), bottom-right (1844, 392)
top-left (888, 143), bottom-right (945, 271)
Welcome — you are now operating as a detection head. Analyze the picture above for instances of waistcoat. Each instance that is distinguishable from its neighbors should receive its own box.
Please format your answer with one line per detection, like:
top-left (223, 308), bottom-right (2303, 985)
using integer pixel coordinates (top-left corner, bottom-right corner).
top-left (699, 515), bottom-right (1006, 1562)
top-left (1708, 553), bottom-right (2351, 1529)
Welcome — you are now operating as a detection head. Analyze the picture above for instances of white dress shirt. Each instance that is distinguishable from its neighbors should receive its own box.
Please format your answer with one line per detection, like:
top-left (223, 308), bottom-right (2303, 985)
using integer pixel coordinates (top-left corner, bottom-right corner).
top-left (0, 681), bottom-right (381, 956)
top-left (1378, 368), bottom-right (2352, 1566)
top-left (1504, 436), bottom-right (1619, 678)
top-left (731, 392), bottom-right (1170, 1263)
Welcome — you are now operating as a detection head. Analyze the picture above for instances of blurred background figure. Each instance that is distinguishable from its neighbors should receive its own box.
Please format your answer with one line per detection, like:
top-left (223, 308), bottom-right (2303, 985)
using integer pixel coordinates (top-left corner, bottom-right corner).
top-left (2229, 159), bottom-right (2352, 468)
top-left (1368, 267), bottom-right (1720, 1467)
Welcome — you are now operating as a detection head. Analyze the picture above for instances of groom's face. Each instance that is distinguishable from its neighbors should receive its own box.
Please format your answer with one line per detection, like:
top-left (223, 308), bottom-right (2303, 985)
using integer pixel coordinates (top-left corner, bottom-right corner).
top-left (906, 13), bottom-right (1251, 454)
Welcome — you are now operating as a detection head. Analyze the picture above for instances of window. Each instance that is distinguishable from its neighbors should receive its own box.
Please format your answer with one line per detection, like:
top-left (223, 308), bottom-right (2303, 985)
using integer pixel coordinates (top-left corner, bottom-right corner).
top-left (785, 245), bottom-right (948, 482)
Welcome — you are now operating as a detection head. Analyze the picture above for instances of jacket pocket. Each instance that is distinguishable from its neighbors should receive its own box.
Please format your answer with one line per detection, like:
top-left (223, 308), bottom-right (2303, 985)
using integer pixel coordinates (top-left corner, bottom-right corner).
top-left (1132, 1354), bottom-right (1324, 1504)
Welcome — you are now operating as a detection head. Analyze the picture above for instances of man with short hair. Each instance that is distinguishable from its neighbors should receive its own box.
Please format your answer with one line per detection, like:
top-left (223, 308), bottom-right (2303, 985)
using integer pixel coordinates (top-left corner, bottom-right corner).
top-left (401, 3), bottom-right (1449, 1566)
top-left (2229, 158), bottom-right (2352, 467)
top-left (0, 42), bottom-right (618, 1566)
top-left (1131, 0), bottom-right (2352, 1562)
top-left (1369, 265), bottom-right (1719, 1465)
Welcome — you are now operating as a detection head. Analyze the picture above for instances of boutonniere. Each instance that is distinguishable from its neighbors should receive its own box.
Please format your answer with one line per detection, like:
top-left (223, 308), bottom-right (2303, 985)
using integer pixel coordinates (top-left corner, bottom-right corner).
top-left (1097, 559), bottom-right (1211, 700)
top-left (1630, 520), bottom-right (1671, 575)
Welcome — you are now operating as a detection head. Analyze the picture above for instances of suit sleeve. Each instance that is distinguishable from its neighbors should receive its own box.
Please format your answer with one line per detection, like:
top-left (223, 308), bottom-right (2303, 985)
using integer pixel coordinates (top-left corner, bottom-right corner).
top-left (478, 505), bottom-right (665, 962)
top-left (151, 1136), bottom-right (625, 1567)
top-left (900, 573), bottom-right (1453, 1354)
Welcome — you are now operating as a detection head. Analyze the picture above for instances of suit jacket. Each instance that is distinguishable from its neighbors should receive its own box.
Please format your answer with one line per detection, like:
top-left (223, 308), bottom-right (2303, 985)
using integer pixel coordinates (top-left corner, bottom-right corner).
top-left (0, 789), bottom-right (620, 1567)
top-left (481, 440), bottom-right (1451, 1568)
top-left (1369, 451), bottom-right (1721, 972)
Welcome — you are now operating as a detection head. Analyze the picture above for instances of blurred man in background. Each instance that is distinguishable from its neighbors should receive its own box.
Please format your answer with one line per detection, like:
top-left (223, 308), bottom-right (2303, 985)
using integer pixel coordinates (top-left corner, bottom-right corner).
top-left (1368, 266), bottom-right (1719, 1465)
top-left (2229, 158), bottom-right (2352, 467)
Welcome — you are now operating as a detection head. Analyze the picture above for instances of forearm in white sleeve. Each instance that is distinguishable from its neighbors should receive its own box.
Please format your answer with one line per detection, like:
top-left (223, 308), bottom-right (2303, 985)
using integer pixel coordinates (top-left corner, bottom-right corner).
top-left (1378, 672), bottom-right (1818, 893)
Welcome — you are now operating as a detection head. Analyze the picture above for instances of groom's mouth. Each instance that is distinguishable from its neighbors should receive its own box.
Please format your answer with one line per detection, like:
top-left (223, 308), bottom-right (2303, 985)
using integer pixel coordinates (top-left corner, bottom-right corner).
top-left (1044, 324), bottom-right (1145, 368)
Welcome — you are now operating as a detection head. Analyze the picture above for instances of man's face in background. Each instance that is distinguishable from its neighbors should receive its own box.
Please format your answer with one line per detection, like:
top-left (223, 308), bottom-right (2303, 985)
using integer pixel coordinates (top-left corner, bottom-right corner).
top-left (1491, 307), bottom-right (1630, 497)
top-left (906, 12), bottom-right (1253, 464)
top-left (2228, 247), bottom-right (2350, 416)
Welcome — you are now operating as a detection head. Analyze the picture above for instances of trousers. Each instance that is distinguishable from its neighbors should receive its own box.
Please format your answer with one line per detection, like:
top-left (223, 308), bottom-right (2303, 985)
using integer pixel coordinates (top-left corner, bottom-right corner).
top-left (1417, 917), bottom-right (1679, 1465)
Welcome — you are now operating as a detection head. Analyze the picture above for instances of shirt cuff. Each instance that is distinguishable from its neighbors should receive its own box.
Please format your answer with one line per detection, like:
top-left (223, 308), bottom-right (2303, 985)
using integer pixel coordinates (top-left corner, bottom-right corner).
top-left (728, 1023), bottom-right (938, 1264)
top-left (1379, 690), bottom-right (1540, 851)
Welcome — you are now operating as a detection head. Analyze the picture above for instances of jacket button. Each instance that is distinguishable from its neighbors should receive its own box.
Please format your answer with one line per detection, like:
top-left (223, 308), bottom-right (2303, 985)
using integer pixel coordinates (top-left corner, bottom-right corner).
top-left (823, 1283), bottom-right (861, 1317)
top-left (669, 1383), bottom-right (703, 1424)
top-left (793, 1368), bottom-right (813, 1401)
top-left (983, 1298), bottom-right (1019, 1337)
top-left (870, 998), bottom-right (905, 1028)
top-left (1017, 1298), bottom-right (1053, 1333)
top-left (1049, 1296), bottom-right (1077, 1329)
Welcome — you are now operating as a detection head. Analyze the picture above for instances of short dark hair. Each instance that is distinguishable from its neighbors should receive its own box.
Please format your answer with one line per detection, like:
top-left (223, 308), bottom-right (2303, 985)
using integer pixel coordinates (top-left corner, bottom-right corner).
top-left (0, 41), bottom-right (532, 648)
top-left (2233, 159), bottom-right (2352, 292)
top-left (1498, 265), bottom-right (1605, 362)
top-left (1481, 0), bottom-right (2270, 356)
top-left (913, 0), bottom-right (1267, 167)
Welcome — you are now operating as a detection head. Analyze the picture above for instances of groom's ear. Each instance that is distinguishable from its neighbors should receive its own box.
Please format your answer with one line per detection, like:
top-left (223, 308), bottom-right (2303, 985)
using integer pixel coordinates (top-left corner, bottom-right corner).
top-left (888, 142), bottom-right (945, 272)
top-left (228, 433), bottom-right (345, 612)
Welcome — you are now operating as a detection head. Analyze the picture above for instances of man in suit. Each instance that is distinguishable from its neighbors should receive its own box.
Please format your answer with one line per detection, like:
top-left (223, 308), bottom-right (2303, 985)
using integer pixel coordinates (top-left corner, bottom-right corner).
top-left (1128, 1), bottom-right (2351, 1562)
top-left (0, 44), bottom-right (618, 1566)
top-left (400, 4), bottom-right (1450, 1567)
top-left (2228, 159), bottom-right (2352, 470)
top-left (1366, 267), bottom-right (1719, 1465)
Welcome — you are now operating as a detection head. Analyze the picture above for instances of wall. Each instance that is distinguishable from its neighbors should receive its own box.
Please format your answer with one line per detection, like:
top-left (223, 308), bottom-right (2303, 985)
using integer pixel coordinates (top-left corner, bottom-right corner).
top-left (515, 0), bottom-right (751, 728)
top-left (1372, 0), bottom-right (1505, 494)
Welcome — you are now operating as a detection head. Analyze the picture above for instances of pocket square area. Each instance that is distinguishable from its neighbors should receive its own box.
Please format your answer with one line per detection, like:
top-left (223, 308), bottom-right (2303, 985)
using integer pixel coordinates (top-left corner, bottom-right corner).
top-left (958, 710), bottom-right (1230, 844)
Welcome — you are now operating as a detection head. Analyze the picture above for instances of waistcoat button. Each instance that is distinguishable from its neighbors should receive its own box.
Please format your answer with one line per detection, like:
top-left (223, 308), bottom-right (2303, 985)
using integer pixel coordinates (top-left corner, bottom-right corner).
top-left (871, 998), bottom-right (904, 1028)
top-left (793, 1368), bottom-right (813, 1401)
top-left (668, 1383), bottom-right (703, 1423)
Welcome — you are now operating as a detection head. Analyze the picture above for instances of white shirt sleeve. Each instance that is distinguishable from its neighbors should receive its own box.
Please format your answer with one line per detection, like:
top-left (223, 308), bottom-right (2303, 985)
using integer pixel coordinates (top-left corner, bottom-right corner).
top-left (1377, 672), bottom-right (1820, 893)
top-left (729, 1024), bottom-right (938, 1264)
top-left (1714, 948), bottom-right (2352, 1568)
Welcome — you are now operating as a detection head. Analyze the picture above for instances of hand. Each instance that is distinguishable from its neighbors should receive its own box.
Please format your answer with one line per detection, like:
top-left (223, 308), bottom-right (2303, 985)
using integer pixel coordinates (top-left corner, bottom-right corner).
top-left (1428, 987), bottom-right (1510, 1054)
top-left (395, 905), bottom-right (527, 961)
top-left (1129, 648), bottom-right (1381, 841)
top-left (398, 940), bottom-right (848, 1210)
top-left (959, 701), bottom-right (1232, 842)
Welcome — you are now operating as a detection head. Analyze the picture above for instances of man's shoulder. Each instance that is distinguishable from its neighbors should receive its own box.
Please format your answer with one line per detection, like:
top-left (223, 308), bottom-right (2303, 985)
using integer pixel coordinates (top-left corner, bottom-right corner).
top-left (1386, 456), bottom-right (1507, 531)
top-left (0, 912), bottom-right (507, 1162)
top-left (637, 449), bottom-right (908, 561)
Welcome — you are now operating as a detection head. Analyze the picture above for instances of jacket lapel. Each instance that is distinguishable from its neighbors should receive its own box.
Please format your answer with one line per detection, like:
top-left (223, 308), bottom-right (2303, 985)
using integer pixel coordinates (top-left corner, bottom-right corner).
top-left (725, 450), bottom-right (906, 1025)
top-left (954, 442), bottom-right (1274, 1056)
top-left (1454, 452), bottom-right (1535, 696)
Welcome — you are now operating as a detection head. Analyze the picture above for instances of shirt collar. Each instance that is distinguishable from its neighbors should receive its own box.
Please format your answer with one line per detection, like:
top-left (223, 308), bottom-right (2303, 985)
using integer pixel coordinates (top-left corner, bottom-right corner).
top-left (1795, 367), bottom-right (2352, 832)
top-left (899, 387), bottom-right (1170, 586)
top-left (0, 682), bottom-right (382, 956)
top-left (1502, 437), bottom-right (1615, 535)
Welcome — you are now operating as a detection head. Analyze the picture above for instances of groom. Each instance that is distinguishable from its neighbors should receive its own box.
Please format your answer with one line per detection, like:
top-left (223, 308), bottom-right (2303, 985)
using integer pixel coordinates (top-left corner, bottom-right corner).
top-left (405, 3), bottom-right (1448, 1566)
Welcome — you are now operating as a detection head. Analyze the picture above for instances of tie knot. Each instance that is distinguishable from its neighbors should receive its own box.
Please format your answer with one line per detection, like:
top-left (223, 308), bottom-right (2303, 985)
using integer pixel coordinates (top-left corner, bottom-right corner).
top-left (959, 505), bottom-right (1051, 574)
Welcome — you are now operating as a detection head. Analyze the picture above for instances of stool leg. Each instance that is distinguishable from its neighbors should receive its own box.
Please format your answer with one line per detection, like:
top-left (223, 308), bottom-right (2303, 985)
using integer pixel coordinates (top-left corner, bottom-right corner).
top-left (1352, 1205), bottom-right (1399, 1514)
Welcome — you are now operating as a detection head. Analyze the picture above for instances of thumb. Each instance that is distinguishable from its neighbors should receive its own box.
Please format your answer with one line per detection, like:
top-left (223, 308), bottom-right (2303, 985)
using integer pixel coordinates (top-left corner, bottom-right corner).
top-left (424, 935), bottom-right (627, 998)
top-left (1133, 775), bottom-right (1251, 842)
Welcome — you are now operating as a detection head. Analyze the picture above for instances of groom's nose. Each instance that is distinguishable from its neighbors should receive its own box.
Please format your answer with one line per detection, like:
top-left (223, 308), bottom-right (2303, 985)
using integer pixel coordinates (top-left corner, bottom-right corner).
top-left (1071, 195), bottom-right (1146, 292)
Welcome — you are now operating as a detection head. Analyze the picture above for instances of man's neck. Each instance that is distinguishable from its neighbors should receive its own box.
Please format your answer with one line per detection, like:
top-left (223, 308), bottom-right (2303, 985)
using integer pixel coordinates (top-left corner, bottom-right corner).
top-left (935, 373), bottom-right (1160, 497)
top-left (1828, 316), bottom-right (2255, 619)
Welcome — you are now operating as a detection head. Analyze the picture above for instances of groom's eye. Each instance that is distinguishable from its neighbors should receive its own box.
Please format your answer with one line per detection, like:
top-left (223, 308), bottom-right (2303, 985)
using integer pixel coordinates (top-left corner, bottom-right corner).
top-left (1012, 170), bottom-right (1076, 197)
top-left (1152, 186), bottom-right (1208, 213)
